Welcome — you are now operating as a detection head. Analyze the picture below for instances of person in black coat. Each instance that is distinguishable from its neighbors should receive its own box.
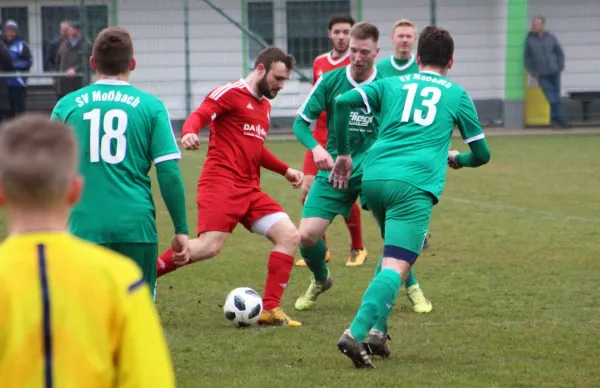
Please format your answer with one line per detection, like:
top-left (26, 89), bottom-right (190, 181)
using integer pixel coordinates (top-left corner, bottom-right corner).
top-left (0, 38), bottom-right (14, 122)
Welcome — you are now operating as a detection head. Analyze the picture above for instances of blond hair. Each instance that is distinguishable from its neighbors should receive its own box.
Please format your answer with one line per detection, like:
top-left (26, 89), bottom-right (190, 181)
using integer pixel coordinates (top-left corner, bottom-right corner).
top-left (0, 114), bottom-right (78, 209)
top-left (393, 19), bottom-right (417, 33)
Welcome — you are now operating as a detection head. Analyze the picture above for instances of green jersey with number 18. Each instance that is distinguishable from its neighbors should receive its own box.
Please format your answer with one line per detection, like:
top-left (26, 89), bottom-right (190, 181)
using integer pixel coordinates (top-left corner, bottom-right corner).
top-left (51, 79), bottom-right (181, 244)
top-left (357, 71), bottom-right (484, 202)
top-left (298, 65), bottom-right (382, 180)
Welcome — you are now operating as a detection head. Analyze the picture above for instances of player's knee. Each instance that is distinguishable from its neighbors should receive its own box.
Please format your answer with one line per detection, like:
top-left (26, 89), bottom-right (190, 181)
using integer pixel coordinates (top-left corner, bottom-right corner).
top-left (270, 219), bottom-right (300, 252)
top-left (299, 226), bottom-right (320, 248)
top-left (383, 245), bottom-right (419, 266)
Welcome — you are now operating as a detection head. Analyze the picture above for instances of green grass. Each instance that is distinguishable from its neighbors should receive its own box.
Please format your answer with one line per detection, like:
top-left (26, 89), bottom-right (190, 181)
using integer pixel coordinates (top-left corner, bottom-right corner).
top-left (153, 134), bottom-right (598, 387)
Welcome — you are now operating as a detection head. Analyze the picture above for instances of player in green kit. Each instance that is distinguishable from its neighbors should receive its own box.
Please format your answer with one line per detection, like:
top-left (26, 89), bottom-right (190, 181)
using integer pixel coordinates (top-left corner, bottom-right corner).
top-left (292, 22), bottom-right (382, 311)
top-left (51, 27), bottom-right (189, 299)
top-left (376, 19), bottom-right (419, 78)
top-left (331, 26), bottom-right (491, 368)
top-left (376, 18), bottom-right (433, 312)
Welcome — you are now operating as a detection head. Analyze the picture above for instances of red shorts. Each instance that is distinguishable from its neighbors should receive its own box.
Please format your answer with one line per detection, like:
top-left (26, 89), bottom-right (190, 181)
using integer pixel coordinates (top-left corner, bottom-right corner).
top-left (196, 181), bottom-right (285, 235)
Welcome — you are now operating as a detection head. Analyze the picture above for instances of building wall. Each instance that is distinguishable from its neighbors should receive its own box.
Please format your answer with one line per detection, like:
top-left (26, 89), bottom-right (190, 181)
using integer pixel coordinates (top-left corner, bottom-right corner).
top-left (5, 0), bottom-right (600, 126)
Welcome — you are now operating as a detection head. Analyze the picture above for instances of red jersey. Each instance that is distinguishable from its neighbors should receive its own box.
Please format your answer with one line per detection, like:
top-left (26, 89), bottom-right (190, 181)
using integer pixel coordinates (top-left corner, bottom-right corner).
top-left (183, 79), bottom-right (286, 188)
top-left (312, 51), bottom-right (350, 145)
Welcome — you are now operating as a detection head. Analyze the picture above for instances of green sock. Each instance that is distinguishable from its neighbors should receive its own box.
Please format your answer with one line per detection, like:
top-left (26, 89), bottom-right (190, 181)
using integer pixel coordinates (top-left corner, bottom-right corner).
top-left (349, 268), bottom-right (402, 342)
top-left (299, 238), bottom-right (329, 281)
top-left (405, 267), bottom-right (419, 288)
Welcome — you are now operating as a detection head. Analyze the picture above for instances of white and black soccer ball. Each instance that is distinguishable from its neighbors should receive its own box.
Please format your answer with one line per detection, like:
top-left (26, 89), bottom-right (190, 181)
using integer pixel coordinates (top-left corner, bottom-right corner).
top-left (223, 287), bottom-right (263, 327)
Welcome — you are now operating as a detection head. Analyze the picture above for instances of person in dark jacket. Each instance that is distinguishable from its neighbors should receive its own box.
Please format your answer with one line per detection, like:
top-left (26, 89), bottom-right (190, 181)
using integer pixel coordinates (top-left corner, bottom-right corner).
top-left (524, 16), bottom-right (567, 128)
top-left (3, 20), bottom-right (33, 117)
top-left (55, 21), bottom-right (92, 99)
top-left (0, 39), bottom-right (14, 122)
top-left (46, 20), bottom-right (69, 71)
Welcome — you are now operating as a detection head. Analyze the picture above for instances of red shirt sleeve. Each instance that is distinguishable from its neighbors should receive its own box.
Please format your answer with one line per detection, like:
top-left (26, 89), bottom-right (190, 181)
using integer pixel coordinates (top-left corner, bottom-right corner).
top-left (181, 86), bottom-right (235, 137)
top-left (260, 146), bottom-right (289, 176)
top-left (312, 58), bottom-right (320, 85)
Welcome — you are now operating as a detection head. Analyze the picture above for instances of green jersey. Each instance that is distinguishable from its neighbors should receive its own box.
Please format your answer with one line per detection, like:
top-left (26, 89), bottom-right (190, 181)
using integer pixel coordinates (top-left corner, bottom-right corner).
top-left (348, 71), bottom-right (484, 201)
top-left (376, 54), bottom-right (419, 78)
top-left (297, 65), bottom-right (382, 180)
top-left (51, 79), bottom-right (181, 244)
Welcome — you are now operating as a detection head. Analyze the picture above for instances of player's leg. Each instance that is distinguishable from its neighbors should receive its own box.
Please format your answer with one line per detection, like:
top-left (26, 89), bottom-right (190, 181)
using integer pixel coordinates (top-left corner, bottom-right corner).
top-left (297, 150), bottom-right (331, 267)
top-left (242, 192), bottom-right (301, 327)
top-left (157, 183), bottom-right (243, 277)
top-left (295, 176), bottom-right (359, 310)
top-left (338, 180), bottom-right (433, 368)
top-left (344, 202), bottom-right (368, 266)
top-left (102, 243), bottom-right (159, 300)
top-left (366, 199), bottom-right (431, 314)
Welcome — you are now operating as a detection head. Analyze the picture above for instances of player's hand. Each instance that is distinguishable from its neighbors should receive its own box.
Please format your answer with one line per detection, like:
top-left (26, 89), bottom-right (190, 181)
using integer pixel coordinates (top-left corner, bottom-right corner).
top-left (181, 133), bottom-right (200, 150)
top-left (172, 234), bottom-right (190, 266)
top-left (328, 154), bottom-right (352, 189)
top-left (312, 145), bottom-right (334, 171)
top-left (66, 67), bottom-right (76, 76)
top-left (447, 150), bottom-right (462, 170)
top-left (284, 168), bottom-right (304, 189)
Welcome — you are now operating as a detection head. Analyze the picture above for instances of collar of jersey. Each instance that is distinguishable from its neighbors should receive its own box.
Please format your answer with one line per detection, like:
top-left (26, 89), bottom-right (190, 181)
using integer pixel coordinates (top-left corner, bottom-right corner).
top-left (390, 54), bottom-right (415, 71)
top-left (345, 65), bottom-right (378, 88)
top-left (95, 79), bottom-right (131, 86)
top-left (420, 70), bottom-right (443, 76)
top-left (327, 51), bottom-right (349, 66)
top-left (239, 79), bottom-right (263, 100)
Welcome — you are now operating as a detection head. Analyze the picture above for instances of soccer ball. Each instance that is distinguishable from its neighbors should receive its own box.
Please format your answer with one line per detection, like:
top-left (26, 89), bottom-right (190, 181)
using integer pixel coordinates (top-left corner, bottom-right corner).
top-left (223, 287), bottom-right (263, 327)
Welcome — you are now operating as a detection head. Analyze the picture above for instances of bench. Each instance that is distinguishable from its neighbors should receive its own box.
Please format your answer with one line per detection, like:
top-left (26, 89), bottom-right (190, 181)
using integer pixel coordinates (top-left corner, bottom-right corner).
top-left (568, 91), bottom-right (600, 122)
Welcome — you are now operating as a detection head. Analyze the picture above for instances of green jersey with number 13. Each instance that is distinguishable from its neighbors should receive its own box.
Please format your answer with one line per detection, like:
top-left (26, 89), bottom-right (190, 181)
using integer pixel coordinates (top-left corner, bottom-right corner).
top-left (357, 71), bottom-right (484, 202)
top-left (51, 79), bottom-right (181, 244)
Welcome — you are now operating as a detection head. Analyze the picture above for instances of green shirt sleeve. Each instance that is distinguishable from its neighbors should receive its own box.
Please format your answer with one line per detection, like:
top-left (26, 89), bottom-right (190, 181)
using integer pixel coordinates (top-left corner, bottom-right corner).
top-left (50, 99), bottom-right (64, 121)
top-left (155, 160), bottom-right (189, 235)
top-left (334, 80), bottom-right (384, 155)
top-left (151, 101), bottom-right (181, 164)
top-left (294, 76), bottom-right (328, 150)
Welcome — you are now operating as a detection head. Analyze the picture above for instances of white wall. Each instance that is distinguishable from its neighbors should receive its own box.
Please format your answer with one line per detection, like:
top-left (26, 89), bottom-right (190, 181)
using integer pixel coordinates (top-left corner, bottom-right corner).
top-left (436, 0), bottom-right (506, 100)
top-left (528, 0), bottom-right (600, 94)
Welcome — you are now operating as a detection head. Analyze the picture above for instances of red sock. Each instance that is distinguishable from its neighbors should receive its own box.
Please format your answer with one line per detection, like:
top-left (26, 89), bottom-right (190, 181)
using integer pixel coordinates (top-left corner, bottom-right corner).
top-left (157, 249), bottom-right (179, 278)
top-left (345, 202), bottom-right (364, 250)
top-left (262, 251), bottom-right (294, 311)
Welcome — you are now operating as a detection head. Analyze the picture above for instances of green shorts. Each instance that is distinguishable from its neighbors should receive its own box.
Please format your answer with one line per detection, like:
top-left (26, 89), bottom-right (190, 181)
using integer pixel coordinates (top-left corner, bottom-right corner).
top-left (99, 242), bottom-right (158, 300)
top-left (363, 180), bottom-right (434, 257)
top-left (302, 175), bottom-right (363, 221)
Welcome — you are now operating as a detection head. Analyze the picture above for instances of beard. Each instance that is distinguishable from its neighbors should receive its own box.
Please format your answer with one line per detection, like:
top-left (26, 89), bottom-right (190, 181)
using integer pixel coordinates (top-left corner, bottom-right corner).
top-left (257, 75), bottom-right (278, 99)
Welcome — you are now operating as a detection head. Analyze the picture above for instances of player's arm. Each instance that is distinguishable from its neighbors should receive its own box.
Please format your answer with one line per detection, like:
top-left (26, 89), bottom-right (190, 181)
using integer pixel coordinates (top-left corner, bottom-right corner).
top-left (334, 82), bottom-right (383, 155)
top-left (293, 76), bottom-right (326, 151)
top-left (261, 146), bottom-right (289, 175)
top-left (181, 87), bottom-right (233, 149)
top-left (151, 103), bottom-right (189, 236)
top-left (115, 273), bottom-right (176, 388)
top-left (451, 92), bottom-right (491, 168)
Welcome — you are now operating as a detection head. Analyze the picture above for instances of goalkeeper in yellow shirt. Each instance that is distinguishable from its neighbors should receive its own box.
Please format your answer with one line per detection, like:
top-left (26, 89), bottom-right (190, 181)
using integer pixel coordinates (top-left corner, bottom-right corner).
top-left (0, 114), bottom-right (176, 388)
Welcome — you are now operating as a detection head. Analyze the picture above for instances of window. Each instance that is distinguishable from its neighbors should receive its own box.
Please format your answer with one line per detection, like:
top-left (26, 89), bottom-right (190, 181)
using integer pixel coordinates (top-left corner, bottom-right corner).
top-left (247, 1), bottom-right (274, 67)
top-left (1, 7), bottom-right (29, 42)
top-left (286, 0), bottom-right (350, 67)
top-left (41, 5), bottom-right (109, 71)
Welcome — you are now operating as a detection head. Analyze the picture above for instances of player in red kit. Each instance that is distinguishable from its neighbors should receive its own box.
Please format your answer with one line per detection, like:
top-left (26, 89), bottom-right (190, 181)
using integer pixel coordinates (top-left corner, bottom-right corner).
top-left (157, 47), bottom-right (304, 327)
top-left (296, 14), bottom-right (368, 268)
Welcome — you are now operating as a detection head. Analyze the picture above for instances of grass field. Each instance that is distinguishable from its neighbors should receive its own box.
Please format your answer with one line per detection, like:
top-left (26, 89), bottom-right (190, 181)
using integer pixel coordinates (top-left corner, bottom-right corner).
top-left (150, 133), bottom-right (596, 387)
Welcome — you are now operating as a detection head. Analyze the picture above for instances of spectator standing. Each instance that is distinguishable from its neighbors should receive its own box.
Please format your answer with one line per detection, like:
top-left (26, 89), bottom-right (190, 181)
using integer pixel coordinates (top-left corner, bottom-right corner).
top-left (0, 38), bottom-right (13, 122)
top-left (55, 21), bottom-right (92, 99)
top-left (3, 21), bottom-right (32, 117)
top-left (46, 20), bottom-right (69, 71)
top-left (524, 16), bottom-right (568, 128)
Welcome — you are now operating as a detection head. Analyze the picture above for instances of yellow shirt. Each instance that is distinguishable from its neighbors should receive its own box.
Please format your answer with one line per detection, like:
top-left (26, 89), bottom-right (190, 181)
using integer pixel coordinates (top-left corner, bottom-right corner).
top-left (0, 232), bottom-right (175, 388)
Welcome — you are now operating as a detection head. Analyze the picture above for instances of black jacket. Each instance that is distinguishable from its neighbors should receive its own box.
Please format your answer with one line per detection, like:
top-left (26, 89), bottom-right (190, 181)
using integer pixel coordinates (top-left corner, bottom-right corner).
top-left (0, 40), bottom-right (14, 111)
